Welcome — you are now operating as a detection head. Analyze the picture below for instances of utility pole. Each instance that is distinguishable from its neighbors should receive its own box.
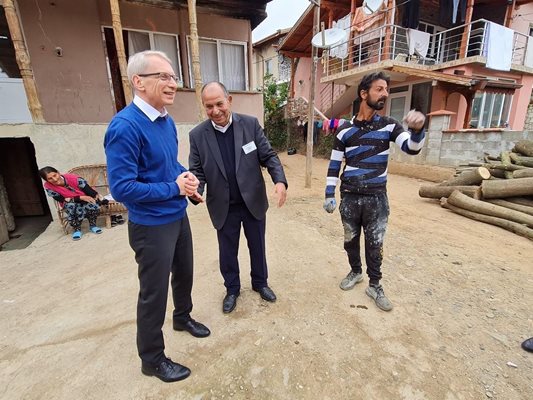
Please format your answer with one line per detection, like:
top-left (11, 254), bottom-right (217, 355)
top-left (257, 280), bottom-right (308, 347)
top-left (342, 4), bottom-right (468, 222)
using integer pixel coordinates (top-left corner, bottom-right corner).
top-left (305, 0), bottom-right (320, 188)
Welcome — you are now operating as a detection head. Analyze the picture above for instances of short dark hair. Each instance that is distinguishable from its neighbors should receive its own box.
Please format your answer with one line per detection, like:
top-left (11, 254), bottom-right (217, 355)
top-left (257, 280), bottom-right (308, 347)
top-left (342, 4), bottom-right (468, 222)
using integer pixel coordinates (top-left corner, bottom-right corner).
top-left (38, 166), bottom-right (58, 180)
top-left (357, 72), bottom-right (390, 100)
top-left (201, 81), bottom-right (229, 98)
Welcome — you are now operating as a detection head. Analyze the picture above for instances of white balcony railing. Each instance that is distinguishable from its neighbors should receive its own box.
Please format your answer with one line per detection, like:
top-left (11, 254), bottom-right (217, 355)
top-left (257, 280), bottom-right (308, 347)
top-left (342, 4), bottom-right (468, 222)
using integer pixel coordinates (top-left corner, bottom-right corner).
top-left (324, 19), bottom-right (530, 79)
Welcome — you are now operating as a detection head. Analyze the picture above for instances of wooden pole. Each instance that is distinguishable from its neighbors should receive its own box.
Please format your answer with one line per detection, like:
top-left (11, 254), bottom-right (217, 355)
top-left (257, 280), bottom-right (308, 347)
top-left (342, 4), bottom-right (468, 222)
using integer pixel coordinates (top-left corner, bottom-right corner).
top-left (305, 1), bottom-right (320, 188)
top-left (2, 0), bottom-right (44, 122)
top-left (458, 0), bottom-right (474, 58)
top-left (110, 0), bottom-right (133, 104)
top-left (382, 0), bottom-right (393, 60)
top-left (504, 0), bottom-right (516, 28)
top-left (187, 0), bottom-right (206, 121)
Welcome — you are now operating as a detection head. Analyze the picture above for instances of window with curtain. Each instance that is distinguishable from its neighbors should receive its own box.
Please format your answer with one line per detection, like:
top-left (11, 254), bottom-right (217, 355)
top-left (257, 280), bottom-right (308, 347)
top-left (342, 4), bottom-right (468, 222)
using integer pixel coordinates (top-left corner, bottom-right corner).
top-left (470, 92), bottom-right (512, 128)
top-left (127, 30), bottom-right (182, 86)
top-left (190, 37), bottom-right (248, 91)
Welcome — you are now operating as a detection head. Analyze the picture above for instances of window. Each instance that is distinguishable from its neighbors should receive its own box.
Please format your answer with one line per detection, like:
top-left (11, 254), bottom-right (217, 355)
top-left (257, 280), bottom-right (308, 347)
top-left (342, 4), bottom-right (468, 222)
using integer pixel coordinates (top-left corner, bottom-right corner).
top-left (470, 92), bottom-right (512, 128)
top-left (265, 59), bottom-right (272, 75)
top-left (418, 21), bottom-right (446, 60)
top-left (190, 37), bottom-right (248, 91)
top-left (126, 29), bottom-right (183, 86)
top-left (0, 7), bottom-right (20, 78)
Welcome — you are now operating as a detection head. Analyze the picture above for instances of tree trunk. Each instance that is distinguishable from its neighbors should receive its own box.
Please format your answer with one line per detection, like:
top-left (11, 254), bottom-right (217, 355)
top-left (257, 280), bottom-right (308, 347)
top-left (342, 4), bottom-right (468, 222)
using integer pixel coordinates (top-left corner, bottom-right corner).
top-left (3, 0), bottom-right (44, 122)
top-left (419, 185), bottom-right (481, 199)
top-left (448, 190), bottom-right (533, 227)
top-left (504, 197), bottom-right (533, 207)
top-left (468, 162), bottom-right (526, 171)
top-left (484, 199), bottom-right (533, 216)
top-left (187, 0), bottom-right (206, 121)
top-left (440, 167), bottom-right (490, 186)
top-left (513, 168), bottom-right (533, 178)
top-left (488, 168), bottom-right (506, 179)
top-left (481, 177), bottom-right (533, 198)
top-left (110, 0), bottom-right (132, 104)
top-left (440, 198), bottom-right (533, 240)
top-left (500, 151), bottom-right (514, 178)
top-left (509, 152), bottom-right (533, 168)
top-left (513, 140), bottom-right (533, 157)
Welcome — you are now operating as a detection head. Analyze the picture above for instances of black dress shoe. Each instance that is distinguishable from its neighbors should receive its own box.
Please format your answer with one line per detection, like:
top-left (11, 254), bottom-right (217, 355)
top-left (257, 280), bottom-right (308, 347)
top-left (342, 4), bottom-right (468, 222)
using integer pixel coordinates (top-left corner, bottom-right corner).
top-left (141, 358), bottom-right (191, 382)
top-left (253, 286), bottom-right (277, 302)
top-left (173, 318), bottom-right (210, 338)
top-left (522, 337), bottom-right (533, 352)
top-left (223, 293), bottom-right (239, 313)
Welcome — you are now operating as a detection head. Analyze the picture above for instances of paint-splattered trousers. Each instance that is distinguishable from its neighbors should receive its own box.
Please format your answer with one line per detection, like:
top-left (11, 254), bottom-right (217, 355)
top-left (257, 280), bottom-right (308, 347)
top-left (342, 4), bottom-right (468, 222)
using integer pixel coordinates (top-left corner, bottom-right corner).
top-left (63, 202), bottom-right (100, 231)
top-left (339, 192), bottom-right (390, 285)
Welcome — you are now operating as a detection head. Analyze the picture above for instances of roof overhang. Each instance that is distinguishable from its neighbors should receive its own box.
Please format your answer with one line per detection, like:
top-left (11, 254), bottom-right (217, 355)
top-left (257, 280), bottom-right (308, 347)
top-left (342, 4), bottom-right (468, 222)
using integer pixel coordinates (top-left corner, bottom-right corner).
top-left (391, 65), bottom-right (473, 86)
top-left (126, 0), bottom-right (272, 29)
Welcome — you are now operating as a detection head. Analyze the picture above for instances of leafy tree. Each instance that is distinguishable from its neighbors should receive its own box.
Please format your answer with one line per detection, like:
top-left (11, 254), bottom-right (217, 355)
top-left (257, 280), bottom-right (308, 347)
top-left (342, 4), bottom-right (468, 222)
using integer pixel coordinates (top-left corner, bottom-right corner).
top-left (263, 74), bottom-right (289, 150)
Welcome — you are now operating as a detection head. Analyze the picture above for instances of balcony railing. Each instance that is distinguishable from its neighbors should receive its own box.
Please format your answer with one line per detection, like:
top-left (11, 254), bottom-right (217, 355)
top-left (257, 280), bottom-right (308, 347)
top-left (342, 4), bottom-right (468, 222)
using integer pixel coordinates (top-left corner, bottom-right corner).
top-left (323, 19), bottom-right (530, 80)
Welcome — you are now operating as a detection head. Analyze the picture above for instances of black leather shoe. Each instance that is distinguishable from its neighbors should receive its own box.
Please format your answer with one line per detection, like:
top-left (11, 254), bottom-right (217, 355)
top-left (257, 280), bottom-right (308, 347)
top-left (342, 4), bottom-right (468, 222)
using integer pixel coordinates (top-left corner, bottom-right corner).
top-left (141, 358), bottom-right (191, 382)
top-left (522, 337), bottom-right (533, 353)
top-left (253, 286), bottom-right (277, 302)
top-left (173, 319), bottom-right (210, 338)
top-left (223, 293), bottom-right (239, 313)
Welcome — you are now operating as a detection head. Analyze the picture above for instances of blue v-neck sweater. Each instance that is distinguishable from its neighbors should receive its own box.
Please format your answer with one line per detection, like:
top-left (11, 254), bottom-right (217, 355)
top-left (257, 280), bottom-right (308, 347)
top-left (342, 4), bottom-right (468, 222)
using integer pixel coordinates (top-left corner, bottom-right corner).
top-left (104, 103), bottom-right (187, 226)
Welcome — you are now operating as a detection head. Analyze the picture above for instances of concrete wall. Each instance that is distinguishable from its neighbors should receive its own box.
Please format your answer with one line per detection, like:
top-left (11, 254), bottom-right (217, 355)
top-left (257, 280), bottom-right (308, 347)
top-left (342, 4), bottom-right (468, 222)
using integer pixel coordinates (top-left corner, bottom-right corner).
top-left (390, 115), bottom-right (533, 166)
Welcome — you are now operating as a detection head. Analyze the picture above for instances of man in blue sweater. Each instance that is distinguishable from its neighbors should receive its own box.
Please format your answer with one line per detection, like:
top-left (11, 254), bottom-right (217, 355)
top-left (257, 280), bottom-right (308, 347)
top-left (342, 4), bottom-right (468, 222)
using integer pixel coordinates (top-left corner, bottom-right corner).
top-left (323, 72), bottom-right (426, 311)
top-left (104, 50), bottom-right (209, 383)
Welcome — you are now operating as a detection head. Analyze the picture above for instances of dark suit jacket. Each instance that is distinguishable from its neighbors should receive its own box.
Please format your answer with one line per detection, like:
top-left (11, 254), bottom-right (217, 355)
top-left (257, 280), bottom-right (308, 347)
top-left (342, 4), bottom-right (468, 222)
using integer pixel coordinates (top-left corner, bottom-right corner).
top-left (189, 113), bottom-right (287, 230)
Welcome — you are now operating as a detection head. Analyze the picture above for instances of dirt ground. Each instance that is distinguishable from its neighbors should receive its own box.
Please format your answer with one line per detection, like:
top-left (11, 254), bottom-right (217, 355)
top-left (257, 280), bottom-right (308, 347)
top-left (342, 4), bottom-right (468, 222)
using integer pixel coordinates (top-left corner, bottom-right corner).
top-left (1, 153), bottom-right (532, 400)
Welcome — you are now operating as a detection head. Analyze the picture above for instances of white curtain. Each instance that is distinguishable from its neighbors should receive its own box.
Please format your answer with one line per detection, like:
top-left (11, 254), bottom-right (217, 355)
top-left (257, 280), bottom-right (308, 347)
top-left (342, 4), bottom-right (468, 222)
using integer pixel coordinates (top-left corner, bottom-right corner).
top-left (128, 31), bottom-right (150, 57)
top-left (198, 40), bottom-right (219, 85)
top-left (154, 34), bottom-right (181, 81)
top-left (220, 43), bottom-right (245, 91)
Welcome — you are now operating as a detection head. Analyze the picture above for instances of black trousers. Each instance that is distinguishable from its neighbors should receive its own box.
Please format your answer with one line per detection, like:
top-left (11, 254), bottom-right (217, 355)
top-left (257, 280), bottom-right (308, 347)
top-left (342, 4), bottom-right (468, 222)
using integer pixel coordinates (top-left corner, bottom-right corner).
top-left (216, 203), bottom-right (268, 295)
top-left (339, 192), bottom-right (389, 285)
top-left (128, 216), bottom-right (193, 365)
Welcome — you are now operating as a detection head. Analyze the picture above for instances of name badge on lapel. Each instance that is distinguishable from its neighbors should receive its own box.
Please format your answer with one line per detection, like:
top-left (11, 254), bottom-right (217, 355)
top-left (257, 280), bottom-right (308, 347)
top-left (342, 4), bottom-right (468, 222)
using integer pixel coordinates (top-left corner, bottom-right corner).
top-left (242, 141), bottom-right (257, 154)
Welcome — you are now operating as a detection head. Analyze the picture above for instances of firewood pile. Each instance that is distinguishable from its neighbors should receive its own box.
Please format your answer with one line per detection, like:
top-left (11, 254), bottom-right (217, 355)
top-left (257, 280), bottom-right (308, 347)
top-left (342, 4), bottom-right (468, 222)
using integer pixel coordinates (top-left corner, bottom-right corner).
top-left (418, 140), bottom-right (533, 240)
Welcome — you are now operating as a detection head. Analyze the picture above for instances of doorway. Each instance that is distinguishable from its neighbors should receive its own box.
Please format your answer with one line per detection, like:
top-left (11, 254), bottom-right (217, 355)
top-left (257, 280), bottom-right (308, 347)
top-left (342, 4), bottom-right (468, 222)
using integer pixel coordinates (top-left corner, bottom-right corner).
top-left (0, 138), bottom-right (52, 250)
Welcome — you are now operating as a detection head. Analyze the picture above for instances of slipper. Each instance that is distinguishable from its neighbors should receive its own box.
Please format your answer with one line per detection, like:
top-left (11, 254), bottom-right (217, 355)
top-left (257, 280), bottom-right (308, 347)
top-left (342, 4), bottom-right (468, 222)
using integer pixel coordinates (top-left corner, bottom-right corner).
top-left (115, 215), bottom-right (125, 225)
top-left (72, 231), bottom-right (82, 241)
top-left (522, 337), bottom-right (533, 353)
top-left (89, 226), bottom-right (103, 234)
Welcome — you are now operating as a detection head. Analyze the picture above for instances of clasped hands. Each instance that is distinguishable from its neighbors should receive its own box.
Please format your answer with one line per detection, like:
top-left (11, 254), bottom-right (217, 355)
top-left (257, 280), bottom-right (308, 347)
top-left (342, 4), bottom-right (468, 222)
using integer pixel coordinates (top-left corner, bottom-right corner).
top-left (176, 172), bottom-right (203, 202)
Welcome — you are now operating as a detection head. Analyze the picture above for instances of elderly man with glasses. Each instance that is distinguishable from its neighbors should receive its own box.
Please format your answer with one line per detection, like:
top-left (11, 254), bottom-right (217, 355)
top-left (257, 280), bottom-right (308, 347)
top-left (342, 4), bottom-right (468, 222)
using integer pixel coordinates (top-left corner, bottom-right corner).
top-left (104, 50), bottom-right (209, 383)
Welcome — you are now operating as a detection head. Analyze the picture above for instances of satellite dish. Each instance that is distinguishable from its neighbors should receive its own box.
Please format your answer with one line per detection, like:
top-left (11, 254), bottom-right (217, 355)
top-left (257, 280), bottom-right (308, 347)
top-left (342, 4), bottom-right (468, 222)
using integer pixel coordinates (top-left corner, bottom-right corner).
top-left (362, 0), bottom-right (384, 15)
top-left (311, 28), bottom-right (347, 49)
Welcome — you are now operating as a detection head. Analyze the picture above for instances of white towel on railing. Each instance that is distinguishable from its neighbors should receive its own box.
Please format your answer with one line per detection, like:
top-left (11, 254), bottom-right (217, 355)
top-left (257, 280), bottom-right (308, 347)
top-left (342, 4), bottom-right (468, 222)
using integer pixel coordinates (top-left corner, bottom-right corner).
top-left (330, 13), bottom-right (351, 59)
top-left (483, 22), bottom-right (513, 71)
top-left (407, 29), bottom-right (430, 58)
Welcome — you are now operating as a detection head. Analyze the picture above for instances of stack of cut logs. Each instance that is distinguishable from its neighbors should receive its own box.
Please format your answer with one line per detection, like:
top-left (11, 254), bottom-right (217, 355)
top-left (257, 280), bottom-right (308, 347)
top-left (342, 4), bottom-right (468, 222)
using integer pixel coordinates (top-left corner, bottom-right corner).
top-left (419, 140), bottom-right (533, 240)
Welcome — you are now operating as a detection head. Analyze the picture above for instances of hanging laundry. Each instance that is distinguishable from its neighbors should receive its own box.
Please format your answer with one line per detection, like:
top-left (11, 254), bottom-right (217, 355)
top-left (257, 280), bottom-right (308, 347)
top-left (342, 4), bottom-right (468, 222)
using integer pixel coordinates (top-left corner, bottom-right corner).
top-left (330, 13), bottom-right (351, 59)
top-left (407, 29), bottom-right (430, 58)
top-left (440, 0), bottom-right (467, 26)
top-left (483, 22), bottom-right (513, 71)
top-left (352, 3), bottom-right (386, 42)
top-left (402, 0), bottom-right (420, 29)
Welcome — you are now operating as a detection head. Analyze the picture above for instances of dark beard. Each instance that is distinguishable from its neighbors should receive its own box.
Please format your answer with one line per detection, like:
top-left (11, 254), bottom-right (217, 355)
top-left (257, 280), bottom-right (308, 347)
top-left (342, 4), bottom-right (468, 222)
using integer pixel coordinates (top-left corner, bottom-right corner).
top-left (367, 97), bottom-right (386, 110)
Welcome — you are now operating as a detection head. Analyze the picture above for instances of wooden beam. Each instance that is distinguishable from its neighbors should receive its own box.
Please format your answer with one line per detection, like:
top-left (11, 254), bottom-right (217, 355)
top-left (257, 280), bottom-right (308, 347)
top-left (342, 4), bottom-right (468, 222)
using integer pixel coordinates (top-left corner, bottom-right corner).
top-left (306, 2), bottom-right (320, 189)
top-left (2, 0), bottom-right (44, 122)
top-left (459, 0), bottom-right (474, 58)
top-left (504, 0), bottom-right (516, 27)
top-left (187, 0), bottom-right (206, 121)
top-left (110, 0), bottom-right (133, 105)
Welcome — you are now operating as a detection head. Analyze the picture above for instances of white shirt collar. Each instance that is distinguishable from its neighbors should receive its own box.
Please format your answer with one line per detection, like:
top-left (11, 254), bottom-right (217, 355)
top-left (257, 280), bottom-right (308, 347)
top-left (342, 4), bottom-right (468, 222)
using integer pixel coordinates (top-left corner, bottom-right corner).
top-left (211, 113), bottom-right (233, 133)
top-left (133, 96), bottom-right (168, 122)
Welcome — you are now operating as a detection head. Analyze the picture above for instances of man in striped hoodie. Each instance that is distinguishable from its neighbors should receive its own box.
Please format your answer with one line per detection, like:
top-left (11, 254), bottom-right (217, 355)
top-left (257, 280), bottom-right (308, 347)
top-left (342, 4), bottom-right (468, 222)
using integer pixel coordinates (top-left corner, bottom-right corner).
top-left (323, 71), bottom-right (426, 311)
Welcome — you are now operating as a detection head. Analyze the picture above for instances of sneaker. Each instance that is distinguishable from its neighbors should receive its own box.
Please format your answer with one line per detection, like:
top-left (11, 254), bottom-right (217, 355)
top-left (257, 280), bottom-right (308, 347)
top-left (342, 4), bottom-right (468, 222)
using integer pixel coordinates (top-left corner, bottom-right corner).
top-left (366, 284), bottom-right (393, 311)
top-left (339, 271), bottom-right (363, 291)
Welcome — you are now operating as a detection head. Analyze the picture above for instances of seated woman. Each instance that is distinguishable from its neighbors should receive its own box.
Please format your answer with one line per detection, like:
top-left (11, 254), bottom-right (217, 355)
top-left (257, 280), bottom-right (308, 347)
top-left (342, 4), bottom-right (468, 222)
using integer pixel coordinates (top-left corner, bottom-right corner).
top-left (39, 166), bottom-right (103, 240)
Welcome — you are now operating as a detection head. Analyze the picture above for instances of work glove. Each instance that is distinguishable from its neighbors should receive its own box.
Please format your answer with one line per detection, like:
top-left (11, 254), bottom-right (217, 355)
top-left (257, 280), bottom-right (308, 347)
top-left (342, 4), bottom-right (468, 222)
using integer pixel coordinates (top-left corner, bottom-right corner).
top-left (323, 198), bottom-right (337, 213)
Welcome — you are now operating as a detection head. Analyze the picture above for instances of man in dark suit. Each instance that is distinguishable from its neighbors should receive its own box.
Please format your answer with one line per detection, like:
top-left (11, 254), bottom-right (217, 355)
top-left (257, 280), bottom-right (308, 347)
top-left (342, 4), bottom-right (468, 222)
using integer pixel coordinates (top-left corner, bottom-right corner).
top-left (189, 81), bottom-right (288, 314)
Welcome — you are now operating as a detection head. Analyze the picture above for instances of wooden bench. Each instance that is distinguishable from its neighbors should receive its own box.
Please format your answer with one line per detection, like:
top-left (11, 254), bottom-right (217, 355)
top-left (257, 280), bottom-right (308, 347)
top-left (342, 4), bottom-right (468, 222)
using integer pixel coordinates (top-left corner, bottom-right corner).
top-left (54, 164), bottom-right (128, 233)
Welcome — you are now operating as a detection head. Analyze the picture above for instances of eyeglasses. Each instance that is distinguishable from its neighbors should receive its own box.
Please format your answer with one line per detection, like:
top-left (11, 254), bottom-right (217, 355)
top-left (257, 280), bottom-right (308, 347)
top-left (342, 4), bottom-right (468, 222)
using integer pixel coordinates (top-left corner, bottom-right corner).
top-left (137, 72), bottom-right (180, 82)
